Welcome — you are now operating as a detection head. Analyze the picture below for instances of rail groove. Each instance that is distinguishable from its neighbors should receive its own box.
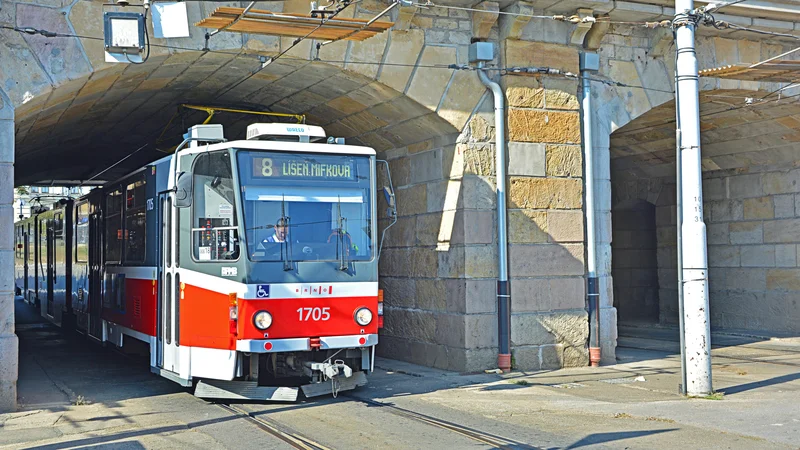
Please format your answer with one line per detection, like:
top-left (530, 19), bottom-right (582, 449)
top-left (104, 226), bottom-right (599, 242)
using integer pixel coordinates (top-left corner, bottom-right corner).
top-left (345, 395), bottom-right (541, 450)
top-left (218, 403), bottom-right (332, 450)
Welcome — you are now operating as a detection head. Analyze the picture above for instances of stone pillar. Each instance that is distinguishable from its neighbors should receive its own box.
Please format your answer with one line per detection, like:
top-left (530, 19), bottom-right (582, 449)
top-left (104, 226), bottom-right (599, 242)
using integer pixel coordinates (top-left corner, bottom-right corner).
top-left (0, 90), bottom-right (17, 412)
top-left (592, 108), bottom-right (618, 365)
top-left (501, 39), bottom-right (589, 370)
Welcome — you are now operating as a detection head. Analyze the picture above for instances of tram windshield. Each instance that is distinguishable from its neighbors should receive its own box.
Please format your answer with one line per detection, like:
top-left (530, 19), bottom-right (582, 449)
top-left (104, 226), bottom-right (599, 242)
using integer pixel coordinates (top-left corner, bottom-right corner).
top-left (237, 150), bottom-right (373, 263)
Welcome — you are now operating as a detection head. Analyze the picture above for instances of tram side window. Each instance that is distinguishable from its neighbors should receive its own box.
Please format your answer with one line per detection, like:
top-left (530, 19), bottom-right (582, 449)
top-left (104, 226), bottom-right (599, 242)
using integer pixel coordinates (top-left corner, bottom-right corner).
top-left (75, 203), bottom-right (89, 262)
top-left (39, 219), bottom-right (46, 264)
top-left (124, 176), bottom-right (147, 263)
top-left (105, 188), bottom-right (124, 263)
top-left (54, 213), bottom-right (63, 240)
top-left (192, 152), bottom-right (239, 261)
top-left (27, 224), bottom-right (33, 262)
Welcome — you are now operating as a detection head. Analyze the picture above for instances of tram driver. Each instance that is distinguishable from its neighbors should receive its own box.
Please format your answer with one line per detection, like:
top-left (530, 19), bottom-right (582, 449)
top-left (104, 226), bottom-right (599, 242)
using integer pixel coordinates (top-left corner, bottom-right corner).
top-left (259, 217), bottom-right (288, 247)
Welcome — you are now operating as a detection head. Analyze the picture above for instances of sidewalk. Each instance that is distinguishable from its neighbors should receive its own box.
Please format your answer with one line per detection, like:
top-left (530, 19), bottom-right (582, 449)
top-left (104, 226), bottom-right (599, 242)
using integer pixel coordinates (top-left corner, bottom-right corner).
top-left (3, 296), bottom-right (799, 449)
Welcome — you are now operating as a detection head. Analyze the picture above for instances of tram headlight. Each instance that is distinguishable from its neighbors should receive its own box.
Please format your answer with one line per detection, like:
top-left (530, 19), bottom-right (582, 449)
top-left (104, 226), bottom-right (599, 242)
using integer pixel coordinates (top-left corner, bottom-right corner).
top-left (354, 307), bottom-right (373, 326)
top-left (253, 311), bottom-right (273, 330)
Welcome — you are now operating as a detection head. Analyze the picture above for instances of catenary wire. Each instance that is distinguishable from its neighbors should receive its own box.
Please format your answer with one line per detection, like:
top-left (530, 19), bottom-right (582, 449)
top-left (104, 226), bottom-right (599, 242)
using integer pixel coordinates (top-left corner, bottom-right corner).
top-left (701, 0), bottom-right (750, 13)
top-left (212, 0), bottom-right (357, 99)
top-left (1, 23), bottom-right (677, 94)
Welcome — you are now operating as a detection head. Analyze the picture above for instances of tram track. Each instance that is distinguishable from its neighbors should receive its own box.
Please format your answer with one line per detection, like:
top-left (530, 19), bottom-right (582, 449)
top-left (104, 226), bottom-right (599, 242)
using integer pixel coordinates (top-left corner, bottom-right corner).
top-left (713, 349), bottom-right (800, 368)
top-left (218, 403), bottom-right (333, 450)
top-left (219, 393), bottom-right (538, 450)
top-left (342, 394), bottom-right (540, 450)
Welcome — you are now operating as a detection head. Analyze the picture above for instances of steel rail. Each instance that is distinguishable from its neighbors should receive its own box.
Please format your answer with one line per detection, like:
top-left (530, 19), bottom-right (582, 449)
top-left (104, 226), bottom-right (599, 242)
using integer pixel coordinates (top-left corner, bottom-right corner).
top-left (218, 403), bottom-right (332, 450)
top-left (343, 395), bottom-right (541, 449)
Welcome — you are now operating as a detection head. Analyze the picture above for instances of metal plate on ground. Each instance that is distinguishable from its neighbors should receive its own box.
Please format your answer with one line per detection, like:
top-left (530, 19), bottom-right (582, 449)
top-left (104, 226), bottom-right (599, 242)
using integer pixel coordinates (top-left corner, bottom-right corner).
top-left (301, 371), bottom-right (368, 398)
top-left (195, 380), bottom-right (299, 402)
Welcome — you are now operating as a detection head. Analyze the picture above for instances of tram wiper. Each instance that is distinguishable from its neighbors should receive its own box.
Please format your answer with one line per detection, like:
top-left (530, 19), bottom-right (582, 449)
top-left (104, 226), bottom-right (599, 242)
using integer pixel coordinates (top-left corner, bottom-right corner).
top-left (281, 195), bottom-right (292, 271)
top-left (336, 197), bottom-right (349, 271)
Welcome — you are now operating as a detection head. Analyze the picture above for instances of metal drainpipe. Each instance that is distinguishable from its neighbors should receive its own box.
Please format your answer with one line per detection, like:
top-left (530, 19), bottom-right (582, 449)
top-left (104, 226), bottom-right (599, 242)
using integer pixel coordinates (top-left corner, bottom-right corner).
top-left (580, 53), bottom-right (601, 367)
top-left (477, 63), bottom-right (511, 372)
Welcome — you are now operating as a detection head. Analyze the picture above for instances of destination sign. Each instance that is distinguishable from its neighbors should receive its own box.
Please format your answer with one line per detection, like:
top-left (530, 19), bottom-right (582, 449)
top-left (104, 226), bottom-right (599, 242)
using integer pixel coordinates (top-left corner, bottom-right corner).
top-left (252, 156), bottom-right (355, 180)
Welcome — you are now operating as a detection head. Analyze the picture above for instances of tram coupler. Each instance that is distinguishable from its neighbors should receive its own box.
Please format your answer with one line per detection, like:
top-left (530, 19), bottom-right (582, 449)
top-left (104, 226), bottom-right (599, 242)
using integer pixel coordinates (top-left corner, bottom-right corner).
top-left (300, 360), bottom-right (366, 398)
top-left (304, 360), bottom-right (353, 381)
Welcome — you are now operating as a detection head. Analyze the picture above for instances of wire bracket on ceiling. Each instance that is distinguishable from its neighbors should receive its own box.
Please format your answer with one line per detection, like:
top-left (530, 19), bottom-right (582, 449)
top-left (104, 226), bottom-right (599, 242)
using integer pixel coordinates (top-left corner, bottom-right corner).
top-left (203, 0), bottom-right (257, 51)
top-left (155, 104), bottom-right (306, 152)
top-left (181, 104), bottom-right (305, 125)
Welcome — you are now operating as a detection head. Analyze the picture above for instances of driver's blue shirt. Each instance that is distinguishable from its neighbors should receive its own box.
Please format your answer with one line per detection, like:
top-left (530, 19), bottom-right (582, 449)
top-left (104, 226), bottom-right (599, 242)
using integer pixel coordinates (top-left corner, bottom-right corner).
top-left (258, 233), bottom-right (284, 249)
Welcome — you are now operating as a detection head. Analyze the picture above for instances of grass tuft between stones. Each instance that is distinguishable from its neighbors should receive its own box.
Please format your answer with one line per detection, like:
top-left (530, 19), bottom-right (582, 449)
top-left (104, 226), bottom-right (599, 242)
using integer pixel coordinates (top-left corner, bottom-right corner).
top-left (701, 392), bottom-right (725, 401)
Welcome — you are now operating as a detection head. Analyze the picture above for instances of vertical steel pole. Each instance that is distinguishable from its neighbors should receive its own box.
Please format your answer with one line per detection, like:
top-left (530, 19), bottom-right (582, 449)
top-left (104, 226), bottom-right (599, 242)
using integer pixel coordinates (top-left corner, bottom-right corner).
top-left (675, 79), bottom-right (688, 396)
top-left (674, 0), bottom-right (713, 396)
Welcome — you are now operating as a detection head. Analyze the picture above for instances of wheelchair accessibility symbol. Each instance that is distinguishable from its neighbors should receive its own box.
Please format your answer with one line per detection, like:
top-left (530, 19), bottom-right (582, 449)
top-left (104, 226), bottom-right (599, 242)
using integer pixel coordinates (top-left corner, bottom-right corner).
top-left (256, 285), bottom-right (270, 298)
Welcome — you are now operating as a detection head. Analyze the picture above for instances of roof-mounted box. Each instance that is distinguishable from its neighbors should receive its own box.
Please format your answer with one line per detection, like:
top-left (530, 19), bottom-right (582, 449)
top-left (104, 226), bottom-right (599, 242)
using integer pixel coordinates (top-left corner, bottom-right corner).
top-left (246, 123), bottom-right (326, 143)
top-left (185, 124), bottom-right (225, 148)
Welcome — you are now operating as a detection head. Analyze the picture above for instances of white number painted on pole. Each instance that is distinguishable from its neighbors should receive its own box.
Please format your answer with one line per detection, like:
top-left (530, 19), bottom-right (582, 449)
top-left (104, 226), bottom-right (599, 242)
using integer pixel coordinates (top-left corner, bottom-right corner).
top-left (297, 307), bottom-right (330, 321)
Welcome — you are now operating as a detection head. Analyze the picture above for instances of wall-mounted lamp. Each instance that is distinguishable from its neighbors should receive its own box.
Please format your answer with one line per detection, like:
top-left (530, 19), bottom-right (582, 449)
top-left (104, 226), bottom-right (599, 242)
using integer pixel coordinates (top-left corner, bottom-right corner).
top-left (103, 11), bottom-right (145, 63)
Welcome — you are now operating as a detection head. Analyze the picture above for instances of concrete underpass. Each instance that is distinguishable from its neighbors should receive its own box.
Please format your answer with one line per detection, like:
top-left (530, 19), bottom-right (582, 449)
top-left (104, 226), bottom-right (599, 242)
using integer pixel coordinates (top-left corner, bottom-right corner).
top-left (3, 0), bottom-right (800, 416)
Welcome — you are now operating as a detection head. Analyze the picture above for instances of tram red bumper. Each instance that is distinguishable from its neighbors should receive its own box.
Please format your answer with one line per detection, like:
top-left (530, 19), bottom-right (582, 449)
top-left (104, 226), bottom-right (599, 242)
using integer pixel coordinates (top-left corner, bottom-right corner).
top-left (235, 333), bottom-right (378, 353)
top-left (237, 296), bottom-right (379, 340)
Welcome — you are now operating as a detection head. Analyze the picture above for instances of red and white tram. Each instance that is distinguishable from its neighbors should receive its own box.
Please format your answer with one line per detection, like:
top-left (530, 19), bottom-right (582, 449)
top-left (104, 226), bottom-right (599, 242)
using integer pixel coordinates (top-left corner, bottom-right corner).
top-left (14, 123), bottom-right (397, 400)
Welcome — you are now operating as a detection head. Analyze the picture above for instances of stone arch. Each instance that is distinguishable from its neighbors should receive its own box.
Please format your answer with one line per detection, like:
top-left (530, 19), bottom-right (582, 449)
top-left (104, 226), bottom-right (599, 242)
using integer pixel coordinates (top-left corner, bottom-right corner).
top-left (601, 24), bottom-right (800, 339)
top-left (2, 0), bottom-right (494, 183)
top-left (595, 26), bottom-right (799, 136)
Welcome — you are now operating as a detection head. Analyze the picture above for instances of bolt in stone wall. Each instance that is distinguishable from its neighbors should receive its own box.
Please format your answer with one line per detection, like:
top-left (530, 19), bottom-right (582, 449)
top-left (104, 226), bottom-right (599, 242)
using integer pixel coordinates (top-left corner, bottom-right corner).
top-left (503, 40), bottom-right (589, 370)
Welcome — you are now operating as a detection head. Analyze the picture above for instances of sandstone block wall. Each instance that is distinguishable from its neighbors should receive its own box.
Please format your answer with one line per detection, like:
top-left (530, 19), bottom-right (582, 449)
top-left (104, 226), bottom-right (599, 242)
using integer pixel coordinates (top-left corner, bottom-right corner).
top-left (378, 35), bottom-right (592, 372)
top-left (503, 41), bottom-right (589, 370)
top-left (649, 167), bottom-right (800, 334)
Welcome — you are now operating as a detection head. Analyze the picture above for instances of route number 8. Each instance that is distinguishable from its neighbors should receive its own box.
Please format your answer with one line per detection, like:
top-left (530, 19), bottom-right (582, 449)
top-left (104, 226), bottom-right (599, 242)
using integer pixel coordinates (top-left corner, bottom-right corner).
top-left (261, 158), bottom-right (273, 177)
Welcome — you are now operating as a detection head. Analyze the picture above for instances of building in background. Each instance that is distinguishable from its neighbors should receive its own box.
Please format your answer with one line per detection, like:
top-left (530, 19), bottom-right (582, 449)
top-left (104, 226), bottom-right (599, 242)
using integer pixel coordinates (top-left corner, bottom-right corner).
top-left (14, 186), bottom-right (93, 220)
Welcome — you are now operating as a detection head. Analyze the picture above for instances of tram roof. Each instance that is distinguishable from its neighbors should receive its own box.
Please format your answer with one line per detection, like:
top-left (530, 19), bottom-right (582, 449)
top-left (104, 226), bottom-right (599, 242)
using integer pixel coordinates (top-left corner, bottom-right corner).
top-left (188, 140), bottom-right (377, 156)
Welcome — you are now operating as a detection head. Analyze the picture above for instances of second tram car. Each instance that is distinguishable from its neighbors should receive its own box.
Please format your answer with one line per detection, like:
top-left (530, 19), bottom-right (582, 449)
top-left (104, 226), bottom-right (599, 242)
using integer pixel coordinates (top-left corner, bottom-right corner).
top-left (14, 123), bottom-right (397, 400)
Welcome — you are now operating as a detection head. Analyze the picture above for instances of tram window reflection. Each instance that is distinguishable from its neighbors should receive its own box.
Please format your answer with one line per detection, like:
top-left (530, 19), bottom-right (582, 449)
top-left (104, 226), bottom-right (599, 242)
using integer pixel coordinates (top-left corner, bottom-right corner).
top-left (237, 151), bottom-right (373, 263)
top-left (124, 175), bottom-right (147, 264)
top-left (191, 151), bottom-right (240, 261)
top-left (75, 202), bottom-right (89, 263)
top-left (105, 188), bottom-right (123, 263)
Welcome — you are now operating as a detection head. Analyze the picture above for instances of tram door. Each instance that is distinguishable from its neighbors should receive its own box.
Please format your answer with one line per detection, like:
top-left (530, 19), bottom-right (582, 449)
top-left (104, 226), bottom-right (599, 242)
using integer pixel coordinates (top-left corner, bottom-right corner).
top-left (45, 222), bottom-right (55, 317)
top-left (157, 193), bottom-right (180, 374)
top-left (87, 212), bottom-right (103, 340)
top-left (23, 229), bottom-right (29, 296)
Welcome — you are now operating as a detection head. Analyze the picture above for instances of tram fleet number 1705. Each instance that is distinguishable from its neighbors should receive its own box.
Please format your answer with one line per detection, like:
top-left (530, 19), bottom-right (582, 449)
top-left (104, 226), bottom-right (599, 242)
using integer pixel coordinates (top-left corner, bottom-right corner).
top-left (13, 123), bottom-right (399, 401)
